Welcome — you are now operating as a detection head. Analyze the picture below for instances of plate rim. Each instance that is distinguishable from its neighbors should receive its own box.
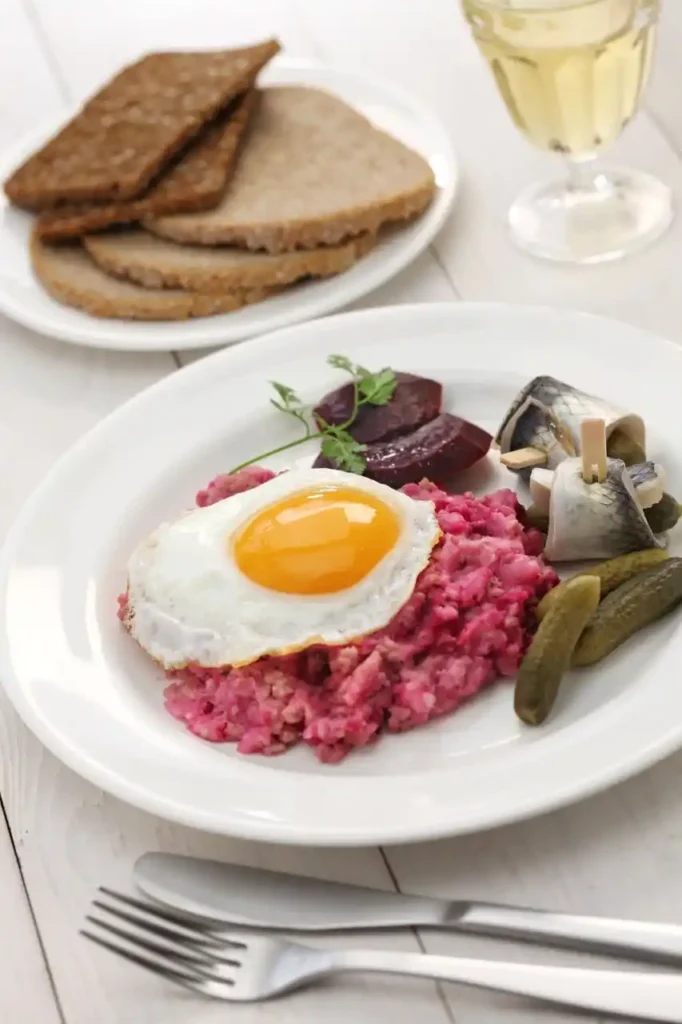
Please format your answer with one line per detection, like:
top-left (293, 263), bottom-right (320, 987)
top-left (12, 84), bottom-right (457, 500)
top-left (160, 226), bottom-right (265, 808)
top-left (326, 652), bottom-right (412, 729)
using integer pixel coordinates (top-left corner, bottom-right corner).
top-left (3, 300), bottom-right (682, 846)
top-left (0, 57), bottom-right (458, 353)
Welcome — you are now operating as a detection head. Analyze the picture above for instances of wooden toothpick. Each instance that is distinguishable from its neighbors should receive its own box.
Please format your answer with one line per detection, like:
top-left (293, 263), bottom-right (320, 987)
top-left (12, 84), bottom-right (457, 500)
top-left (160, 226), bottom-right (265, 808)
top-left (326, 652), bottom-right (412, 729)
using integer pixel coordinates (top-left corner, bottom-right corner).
top-left (581, 418), bottom-right (607, 484)
top-left (500, 447), bottom-right (548, 471)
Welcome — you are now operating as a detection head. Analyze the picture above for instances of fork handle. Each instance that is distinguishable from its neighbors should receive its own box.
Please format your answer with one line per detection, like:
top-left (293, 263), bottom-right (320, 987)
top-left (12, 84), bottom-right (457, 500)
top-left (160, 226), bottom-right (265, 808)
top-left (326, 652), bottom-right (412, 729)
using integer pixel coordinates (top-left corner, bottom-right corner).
top-left (328, 950), bottom-right (682, 1022)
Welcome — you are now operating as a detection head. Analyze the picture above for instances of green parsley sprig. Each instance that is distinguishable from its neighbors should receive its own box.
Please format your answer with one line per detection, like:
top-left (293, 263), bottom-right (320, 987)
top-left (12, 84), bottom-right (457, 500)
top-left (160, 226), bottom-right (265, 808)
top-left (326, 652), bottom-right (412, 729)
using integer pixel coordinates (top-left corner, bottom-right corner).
top-left (229, 355), bottom-right (396, 475)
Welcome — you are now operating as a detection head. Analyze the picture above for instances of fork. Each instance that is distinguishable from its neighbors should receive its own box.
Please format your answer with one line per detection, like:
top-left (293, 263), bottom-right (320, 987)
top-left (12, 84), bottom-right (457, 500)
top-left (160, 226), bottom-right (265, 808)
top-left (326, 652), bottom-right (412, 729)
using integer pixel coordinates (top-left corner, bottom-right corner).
top-left (82, 889), bottom-right (682, 1019)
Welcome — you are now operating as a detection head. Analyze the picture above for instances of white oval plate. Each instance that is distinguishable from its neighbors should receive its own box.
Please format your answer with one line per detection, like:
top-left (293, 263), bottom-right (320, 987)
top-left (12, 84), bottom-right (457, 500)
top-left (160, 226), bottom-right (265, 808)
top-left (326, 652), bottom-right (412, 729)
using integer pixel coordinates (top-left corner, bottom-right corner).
top-left (0, 58), bottom-right (457, 352)
top-left (2, 302), bottom-right (682, 846)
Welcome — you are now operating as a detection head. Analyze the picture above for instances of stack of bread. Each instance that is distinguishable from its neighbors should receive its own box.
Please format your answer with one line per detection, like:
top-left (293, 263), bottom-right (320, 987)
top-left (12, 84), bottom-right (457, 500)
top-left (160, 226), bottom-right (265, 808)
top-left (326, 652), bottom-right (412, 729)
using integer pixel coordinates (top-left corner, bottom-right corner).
top-left (4, 39), bottom-right (437, 322)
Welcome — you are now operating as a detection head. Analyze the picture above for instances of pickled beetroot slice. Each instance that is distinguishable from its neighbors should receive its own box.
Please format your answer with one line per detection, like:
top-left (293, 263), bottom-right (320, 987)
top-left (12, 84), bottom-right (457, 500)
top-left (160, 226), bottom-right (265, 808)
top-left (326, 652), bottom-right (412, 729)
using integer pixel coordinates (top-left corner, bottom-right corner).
top-left (313, 372), bottom-right (443, 444)
top-left (314, 413), bottom-right (493, 488)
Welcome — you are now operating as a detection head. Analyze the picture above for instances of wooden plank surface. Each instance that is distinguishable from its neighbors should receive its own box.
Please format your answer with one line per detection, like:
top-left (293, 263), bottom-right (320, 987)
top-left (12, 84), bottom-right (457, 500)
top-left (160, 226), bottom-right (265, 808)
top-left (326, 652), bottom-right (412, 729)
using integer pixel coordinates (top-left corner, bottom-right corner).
top-left (0, 809), bottom-right (62, 1023)
top-left (4, 1), bottom-right (682, 1022)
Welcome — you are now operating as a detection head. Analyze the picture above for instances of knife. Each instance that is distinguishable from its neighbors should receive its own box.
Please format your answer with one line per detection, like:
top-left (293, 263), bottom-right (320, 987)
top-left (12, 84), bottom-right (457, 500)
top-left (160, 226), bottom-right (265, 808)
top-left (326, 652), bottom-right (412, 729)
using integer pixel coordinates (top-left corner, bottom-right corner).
top-left (135, 852), bottom-right (682, 965)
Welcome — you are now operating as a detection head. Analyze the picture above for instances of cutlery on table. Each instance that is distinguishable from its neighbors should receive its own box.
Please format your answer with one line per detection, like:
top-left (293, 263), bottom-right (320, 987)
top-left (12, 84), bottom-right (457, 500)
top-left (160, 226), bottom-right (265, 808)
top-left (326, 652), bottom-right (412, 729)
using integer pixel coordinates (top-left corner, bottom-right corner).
top-left (135, 851), bottom-right (682, 966)
top-left (82, 889), bottom-right (682, 1019)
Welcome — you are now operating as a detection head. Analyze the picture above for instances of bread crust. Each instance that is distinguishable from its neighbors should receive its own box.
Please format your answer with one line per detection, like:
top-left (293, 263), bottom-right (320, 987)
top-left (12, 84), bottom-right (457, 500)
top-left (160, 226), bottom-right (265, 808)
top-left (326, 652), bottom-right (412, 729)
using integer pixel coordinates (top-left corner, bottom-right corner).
top-left (5, 42), bottom-right (279, 209)
top-left (147, 86), bottom-right (436, 253)
top-left (30, 233), bottom-right (275, 321)
top-left (33, 91), bottom-right (258, 240)
top-left (83, 228), bottom-right (375, 292)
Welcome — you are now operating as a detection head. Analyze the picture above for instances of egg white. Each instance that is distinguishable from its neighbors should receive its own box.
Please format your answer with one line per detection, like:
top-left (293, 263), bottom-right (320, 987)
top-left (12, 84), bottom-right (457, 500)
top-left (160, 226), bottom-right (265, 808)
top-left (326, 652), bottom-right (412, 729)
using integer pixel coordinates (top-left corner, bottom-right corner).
top-left (125, 468), bottom-right (440, 669)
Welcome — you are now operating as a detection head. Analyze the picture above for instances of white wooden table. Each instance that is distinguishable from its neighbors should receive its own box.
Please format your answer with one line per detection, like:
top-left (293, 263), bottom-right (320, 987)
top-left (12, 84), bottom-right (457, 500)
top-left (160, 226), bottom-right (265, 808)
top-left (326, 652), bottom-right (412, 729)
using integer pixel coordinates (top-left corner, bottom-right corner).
top-left (3, 1), bottom-right (682, 1021)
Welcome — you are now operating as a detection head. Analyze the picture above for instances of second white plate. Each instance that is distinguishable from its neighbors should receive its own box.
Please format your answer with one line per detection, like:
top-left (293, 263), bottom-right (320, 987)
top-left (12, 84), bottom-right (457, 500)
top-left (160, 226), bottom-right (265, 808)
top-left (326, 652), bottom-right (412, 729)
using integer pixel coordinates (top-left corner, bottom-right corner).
top-left (0, 58), bottom-right (458, 352)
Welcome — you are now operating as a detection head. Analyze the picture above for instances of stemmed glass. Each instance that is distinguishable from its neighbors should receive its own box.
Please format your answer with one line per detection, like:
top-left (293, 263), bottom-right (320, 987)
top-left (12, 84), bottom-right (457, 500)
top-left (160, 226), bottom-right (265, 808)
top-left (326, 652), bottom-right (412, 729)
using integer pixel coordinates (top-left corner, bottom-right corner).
top-left (461, 0), bottom-right (672, 263)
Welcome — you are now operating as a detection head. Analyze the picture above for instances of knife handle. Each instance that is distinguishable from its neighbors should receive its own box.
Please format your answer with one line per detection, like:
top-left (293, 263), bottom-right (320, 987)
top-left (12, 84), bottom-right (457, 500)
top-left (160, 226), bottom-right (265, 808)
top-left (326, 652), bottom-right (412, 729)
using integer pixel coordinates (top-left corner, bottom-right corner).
top-left (453, 902), bottom-right (682, 964)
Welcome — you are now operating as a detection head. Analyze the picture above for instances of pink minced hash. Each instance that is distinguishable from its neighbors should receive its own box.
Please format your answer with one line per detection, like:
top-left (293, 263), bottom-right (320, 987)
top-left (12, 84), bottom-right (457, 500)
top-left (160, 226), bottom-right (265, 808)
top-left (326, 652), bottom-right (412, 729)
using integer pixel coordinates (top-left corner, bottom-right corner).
top-left (120, 467), bottom-right (558, 764)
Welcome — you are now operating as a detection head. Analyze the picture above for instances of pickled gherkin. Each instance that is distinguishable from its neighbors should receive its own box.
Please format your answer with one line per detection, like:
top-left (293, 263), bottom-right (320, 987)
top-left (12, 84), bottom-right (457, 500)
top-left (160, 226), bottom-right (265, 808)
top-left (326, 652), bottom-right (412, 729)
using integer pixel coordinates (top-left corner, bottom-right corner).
top-left (515, 576), bottom-right (601, 726)
top-left (525, 505), bottom-right (550, 533)
top-left (607, 429), bottom-right (646, 467)
top-left (537, 549), bottom-right (669, 622)
top-left (645, 493), bottom-right (682, 535)
top-left (573, 558), bottom-right (682, 668)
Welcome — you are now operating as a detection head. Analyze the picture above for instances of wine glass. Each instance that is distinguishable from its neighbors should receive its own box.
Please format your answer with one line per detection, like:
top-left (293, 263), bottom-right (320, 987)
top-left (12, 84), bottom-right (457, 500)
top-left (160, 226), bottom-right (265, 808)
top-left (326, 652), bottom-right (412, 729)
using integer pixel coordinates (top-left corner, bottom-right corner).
top-left (461, 0), bottom-right (673, 263)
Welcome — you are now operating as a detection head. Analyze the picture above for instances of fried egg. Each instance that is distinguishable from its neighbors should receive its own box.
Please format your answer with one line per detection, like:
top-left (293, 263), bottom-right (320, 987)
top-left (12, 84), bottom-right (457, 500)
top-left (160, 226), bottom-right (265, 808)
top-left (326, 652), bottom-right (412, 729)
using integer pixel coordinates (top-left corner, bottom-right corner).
top-left (125, 468), bottom-right (440, 669)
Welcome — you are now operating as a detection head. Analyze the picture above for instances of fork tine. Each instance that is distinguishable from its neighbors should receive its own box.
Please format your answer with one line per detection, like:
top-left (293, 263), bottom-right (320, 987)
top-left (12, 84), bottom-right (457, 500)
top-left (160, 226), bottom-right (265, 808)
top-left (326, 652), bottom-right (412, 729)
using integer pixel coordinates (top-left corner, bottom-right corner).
top-left (92, 898), bottom-right (224, 950)
top-left (88, 915), bottom-right (239, 985)
top-left (99, 887), bottom-right (215, 930)
top-left (88, 911), bottom-right (242, 971)
top-left (81, 928), bottom-right (204, 989)
top-left (86, 914), bottom-right (216, 968)
top-left (99, 888), bottom-right (249, 949)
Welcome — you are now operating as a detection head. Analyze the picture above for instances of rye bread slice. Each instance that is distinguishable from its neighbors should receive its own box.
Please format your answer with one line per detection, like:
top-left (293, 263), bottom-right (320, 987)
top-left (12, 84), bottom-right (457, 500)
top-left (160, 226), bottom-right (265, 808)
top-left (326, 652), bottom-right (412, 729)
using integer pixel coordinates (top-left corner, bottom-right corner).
top-left (83, 227), bottom-right (375, 292)
top-left (34, 90), bottom-right (258, 241)
top-left (30, 233), bottom-right (274, 321)
top-left (147, 86), bottom-right (436, 253)
top-left (5, 41), bottom-right (279, 210)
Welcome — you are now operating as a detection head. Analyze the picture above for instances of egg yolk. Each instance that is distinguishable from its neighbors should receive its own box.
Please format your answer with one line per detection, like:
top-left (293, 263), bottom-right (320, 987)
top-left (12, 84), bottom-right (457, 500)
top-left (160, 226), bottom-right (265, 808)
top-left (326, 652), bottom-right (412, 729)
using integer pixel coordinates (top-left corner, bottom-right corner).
top-left (233, 486), bottom-right (401, 595)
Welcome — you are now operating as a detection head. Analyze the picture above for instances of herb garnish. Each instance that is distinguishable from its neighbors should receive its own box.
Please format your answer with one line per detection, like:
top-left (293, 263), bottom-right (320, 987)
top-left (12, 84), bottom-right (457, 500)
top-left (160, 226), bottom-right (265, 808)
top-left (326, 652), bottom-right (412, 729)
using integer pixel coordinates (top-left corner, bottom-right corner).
top-left (229, 355), bottom-right (397, 474)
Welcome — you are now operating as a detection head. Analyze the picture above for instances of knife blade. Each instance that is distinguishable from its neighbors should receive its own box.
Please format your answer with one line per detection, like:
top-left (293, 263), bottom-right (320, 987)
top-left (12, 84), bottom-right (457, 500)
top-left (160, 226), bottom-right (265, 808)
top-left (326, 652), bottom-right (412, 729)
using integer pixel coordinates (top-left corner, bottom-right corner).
top-left (134, 852), bottom-right (682, 965)
top-left (135, 852), bottom-right (440, 930)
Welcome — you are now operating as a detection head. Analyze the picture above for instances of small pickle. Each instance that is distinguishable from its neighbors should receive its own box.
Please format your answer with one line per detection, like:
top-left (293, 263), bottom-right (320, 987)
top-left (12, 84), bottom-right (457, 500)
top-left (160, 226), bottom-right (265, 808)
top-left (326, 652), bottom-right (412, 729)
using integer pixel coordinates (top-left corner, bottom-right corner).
top-left (524, 504), bottom-right (550, 533)
top-left (573, 557), bottom-right (682, 668)
top-left (537, 549), bottom-right (670, 621)
top-left (515, 575), bottom-right (601, 726)
top-left (645, 493), bottom-right (682, 534)
top-left (607, 429), bottom-right (646, 466)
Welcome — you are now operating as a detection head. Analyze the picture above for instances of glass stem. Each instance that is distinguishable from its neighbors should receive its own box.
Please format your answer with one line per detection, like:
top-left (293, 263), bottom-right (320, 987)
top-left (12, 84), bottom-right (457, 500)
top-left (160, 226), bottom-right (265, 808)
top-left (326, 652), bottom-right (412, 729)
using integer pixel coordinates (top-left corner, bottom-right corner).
top-left (565, 155), bottom-right (600, 193)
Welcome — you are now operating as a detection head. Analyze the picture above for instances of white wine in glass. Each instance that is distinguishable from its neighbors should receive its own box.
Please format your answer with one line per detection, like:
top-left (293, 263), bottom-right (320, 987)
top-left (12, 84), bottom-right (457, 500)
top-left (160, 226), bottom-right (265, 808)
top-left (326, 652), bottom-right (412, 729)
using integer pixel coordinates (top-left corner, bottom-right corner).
top-left (461, 0), bottom-right (673, 263)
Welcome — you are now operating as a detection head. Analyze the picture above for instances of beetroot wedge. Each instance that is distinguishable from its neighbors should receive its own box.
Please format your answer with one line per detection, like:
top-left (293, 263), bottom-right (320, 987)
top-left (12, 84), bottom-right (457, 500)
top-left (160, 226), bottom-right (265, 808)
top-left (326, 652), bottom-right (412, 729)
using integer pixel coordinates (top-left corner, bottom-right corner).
top-left (313, 372), bottom-right (442, 444)
top-left (315, 413), bottom-right (493, 488)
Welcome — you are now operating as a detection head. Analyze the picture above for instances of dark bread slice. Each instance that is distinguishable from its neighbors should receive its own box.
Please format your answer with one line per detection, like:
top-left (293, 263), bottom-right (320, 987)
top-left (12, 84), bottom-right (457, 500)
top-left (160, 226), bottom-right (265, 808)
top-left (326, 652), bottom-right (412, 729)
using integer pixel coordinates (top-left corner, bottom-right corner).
top-left (30, 233), bottom-right (275, 321)
top-left (147, 86), bottom-right (436, 253)
top-left (5, 41), bottom-right (279, 209)
top-left (83, 228), bottom-right (375, 292)
top-left (34, 90), bottom-right (258, 241)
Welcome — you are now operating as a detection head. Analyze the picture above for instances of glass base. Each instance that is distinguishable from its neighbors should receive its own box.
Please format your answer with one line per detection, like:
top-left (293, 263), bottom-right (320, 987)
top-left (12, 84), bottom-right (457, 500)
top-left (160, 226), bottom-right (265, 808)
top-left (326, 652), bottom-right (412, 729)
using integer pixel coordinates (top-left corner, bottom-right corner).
top-left (508, 166), bottom-right (673, 265)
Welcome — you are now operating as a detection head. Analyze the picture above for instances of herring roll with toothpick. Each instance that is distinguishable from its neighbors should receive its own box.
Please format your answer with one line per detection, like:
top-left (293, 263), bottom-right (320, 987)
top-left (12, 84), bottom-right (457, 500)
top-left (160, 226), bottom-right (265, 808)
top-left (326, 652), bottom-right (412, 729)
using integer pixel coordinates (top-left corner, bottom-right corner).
top-left (531, 461), bottom-right (667, 516)
top-left (543, 459), bottom-right (664, 562)
top-left (542, 418), bottom-right (663, 562)
top-left (497, 375), bottom-right (646, 474)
